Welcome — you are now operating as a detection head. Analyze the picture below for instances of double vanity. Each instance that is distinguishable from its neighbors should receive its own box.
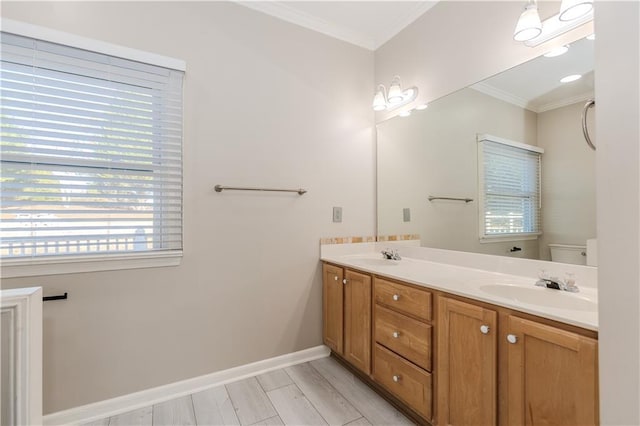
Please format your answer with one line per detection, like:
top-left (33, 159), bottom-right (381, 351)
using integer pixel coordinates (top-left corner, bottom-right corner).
top-left (321, 242), bottom-right (598, 426)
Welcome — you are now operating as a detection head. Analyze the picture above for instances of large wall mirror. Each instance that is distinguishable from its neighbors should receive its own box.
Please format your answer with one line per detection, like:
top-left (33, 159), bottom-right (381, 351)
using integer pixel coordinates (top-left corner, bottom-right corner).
top-left (377, 36), bottom-right (595, 265)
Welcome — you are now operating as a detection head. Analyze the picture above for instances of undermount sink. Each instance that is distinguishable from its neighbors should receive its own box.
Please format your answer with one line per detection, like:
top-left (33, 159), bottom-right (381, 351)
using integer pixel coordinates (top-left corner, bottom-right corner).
top-left (479, 284), bottom-right (597, 311)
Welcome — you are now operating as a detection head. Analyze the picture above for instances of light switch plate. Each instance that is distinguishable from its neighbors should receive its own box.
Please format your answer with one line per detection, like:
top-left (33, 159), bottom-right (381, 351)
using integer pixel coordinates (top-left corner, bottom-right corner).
top-left (403, 208), bottom-right (411, 222)
top-left (333, 207), bottom-right (342, 223)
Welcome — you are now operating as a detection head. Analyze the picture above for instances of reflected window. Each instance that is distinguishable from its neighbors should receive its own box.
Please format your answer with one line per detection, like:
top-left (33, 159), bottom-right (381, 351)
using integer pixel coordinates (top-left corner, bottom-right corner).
top-left (478, 134), bottom-right (543, 240)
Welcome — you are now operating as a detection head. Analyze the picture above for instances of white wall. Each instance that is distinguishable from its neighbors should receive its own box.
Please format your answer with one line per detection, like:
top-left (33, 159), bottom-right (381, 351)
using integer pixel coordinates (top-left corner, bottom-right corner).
top-left (594, 1), bottom-right (640, 424)
top-left (0, 2), bottom-right (375, 413)
top-left (538, 101), bottom-right (597, 260)
top-left (377, 87), bottom-right (539, 258)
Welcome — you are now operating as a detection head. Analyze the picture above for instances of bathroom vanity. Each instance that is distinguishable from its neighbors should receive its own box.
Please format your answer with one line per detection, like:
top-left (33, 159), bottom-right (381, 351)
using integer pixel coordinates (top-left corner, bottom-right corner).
top-left (321, 243), bottom-right (598, 426)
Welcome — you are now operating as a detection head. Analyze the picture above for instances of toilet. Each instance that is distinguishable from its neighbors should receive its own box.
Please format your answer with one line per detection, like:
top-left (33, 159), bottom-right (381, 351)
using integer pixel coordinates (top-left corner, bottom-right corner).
top-left (548, 244), bottom-right (587, 265)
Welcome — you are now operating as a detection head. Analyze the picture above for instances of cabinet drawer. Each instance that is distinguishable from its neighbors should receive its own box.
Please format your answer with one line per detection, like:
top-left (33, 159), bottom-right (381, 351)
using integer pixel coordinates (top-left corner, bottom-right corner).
top-left (373, 344), bottom-right (432, 420)
top-left (375, 305), bottom-right (432, 371)
top-left (375, 278), bottom-right (432, 321)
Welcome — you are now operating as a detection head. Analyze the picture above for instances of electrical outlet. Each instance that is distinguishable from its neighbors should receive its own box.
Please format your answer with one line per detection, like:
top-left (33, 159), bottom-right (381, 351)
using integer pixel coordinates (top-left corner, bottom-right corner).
top-left (403, 208), bottom-right (411, 222)
top-left (333, 207), bottom-right (342, 223)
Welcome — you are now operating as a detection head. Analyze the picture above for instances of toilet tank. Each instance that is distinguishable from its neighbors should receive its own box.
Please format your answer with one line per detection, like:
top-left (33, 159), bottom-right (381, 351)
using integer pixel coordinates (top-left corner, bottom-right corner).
top-left (548, 244), bottom-right (587, 265)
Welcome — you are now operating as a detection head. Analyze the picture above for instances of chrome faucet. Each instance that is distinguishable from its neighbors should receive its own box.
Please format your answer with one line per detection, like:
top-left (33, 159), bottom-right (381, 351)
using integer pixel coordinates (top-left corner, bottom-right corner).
top-left (535, 270), bottom-right (579, 293)
top-left (381, 248), bottom-right (401, 260)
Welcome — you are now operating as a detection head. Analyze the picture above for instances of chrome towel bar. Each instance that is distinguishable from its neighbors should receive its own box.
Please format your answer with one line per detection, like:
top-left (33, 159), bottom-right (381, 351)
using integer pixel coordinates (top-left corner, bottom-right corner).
top-left (214, 185), bottom-right (307, 195)
top-left (582, 99), bottom-right (596, 151)
top-left (428, 196), bottom-right (473, 203)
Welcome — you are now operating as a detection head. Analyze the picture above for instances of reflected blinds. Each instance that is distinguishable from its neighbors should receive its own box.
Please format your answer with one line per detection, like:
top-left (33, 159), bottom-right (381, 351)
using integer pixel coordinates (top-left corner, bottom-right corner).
top-left (479, 138), bottom-right (542, 238)
top-left (0, 32), bottom-right (184, 259)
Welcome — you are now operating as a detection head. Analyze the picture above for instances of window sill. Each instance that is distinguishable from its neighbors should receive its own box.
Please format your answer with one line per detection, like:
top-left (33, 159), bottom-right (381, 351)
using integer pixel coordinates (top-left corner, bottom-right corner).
top-left (479, 234), bottom-right (540, 244)
top-left (0, 251), bottom-right (182, 278)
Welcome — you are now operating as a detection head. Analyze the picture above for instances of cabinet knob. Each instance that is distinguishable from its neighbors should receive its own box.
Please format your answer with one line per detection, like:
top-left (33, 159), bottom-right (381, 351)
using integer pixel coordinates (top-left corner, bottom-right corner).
top-left (480, 325), bottom-right (490, 334)
top-left (342, 279), bottom-right (347, 285)
top-left (334, 275), bottom-right (338, 281)
top-left (392, 375), bottom-right (401, 382)
top-left (507, 334), bottom-right (518, 344)
top-left (392, 331), bottom-right (400, 338)
top-left (392, 294), bottom-right (400, 301)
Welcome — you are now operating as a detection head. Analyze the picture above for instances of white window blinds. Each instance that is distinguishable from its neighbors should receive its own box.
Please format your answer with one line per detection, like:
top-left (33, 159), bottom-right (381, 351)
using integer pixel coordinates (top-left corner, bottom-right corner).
top-left (478, 135), bottom-right (542, 239)
top-left (0, 32), bottom-right (184, 259)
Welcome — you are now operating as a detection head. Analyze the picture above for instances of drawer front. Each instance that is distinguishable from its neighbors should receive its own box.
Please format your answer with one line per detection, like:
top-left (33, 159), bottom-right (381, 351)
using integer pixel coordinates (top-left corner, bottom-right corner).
top-left (375, 305), bottom-right (432, 371)
top-left (373, 344), bottom-right (432, 420)
top-left (375, 278), bottom-right (432, 321)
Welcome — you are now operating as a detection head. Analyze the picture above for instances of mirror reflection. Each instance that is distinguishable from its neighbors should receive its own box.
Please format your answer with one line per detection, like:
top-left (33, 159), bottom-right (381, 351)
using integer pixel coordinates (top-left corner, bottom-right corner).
top-left (377, 36), bottom-right (595, 265)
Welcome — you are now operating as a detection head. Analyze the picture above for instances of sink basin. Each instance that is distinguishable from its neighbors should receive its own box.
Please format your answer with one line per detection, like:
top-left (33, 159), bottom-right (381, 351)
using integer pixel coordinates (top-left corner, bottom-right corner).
top-left (479, 284), bottom-right (597, 311)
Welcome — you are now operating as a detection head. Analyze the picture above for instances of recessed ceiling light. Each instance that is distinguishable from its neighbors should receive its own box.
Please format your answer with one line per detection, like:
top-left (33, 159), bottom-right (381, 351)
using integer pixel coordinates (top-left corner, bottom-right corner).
top-left (544, 45), bottom-right (569, 57)
top-left (398, 110), bottom-right (411, 117)
top-left (560, 74), bottom-right (582, 83)
top-left (415, 104), bottom-right (428, 111)
top-left (586, 33), bottom-right (595, 40)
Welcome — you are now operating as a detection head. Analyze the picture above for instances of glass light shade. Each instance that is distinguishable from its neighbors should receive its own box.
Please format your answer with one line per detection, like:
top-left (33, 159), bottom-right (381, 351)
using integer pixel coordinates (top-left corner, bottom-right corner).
top-left (372, 89), bottom-right (387, 111)
top-left (387, 76), bottom-right (403, 103)
top-left (559, 0), bottom-right (593, 21)
top-left (513, 4), bottom-right (543, 42)
top-left (415, 104), bottom-right (428, 111)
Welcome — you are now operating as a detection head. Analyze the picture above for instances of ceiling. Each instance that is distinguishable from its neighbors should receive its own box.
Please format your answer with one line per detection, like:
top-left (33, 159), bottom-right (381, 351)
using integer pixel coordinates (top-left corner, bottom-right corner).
top-left (472, 36), bottom-right (594, 113)
top-left (236, 1), bottom-right (439, 50)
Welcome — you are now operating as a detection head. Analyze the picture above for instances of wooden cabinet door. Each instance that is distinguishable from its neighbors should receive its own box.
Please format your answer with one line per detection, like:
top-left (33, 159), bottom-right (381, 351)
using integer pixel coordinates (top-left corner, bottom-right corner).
top-left (322, 263), bottom-right (344, 355)
top-left (437, 297), bottom-right (497, 426)
top-left (506, 316), bottom-right (598, 426)
top-left (344, 269), bottom-right (372, 374)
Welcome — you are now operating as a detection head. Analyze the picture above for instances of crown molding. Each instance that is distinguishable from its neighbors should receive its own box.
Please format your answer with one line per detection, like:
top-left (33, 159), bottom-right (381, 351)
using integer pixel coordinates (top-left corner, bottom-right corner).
top-left (235, 1), bottom-right (438, 51)
top-left (471, 82), bottom-right (531, 111)
top-left (536, 92), bottom-right (593, 113)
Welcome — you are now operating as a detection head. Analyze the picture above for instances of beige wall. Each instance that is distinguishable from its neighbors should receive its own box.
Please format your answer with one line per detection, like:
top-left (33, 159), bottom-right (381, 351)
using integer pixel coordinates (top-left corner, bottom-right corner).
top-left (538, 101), bottom-right (597, 260)
top-left (0, 2), bottom-right (375, 413)
top-left (377, 87), bottom-right (540, 258)
top-left (594, 1), bottom-right (640, 423)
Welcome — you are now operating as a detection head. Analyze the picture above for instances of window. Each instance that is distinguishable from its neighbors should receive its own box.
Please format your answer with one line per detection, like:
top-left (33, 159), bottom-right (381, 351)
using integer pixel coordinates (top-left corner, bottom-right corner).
top-left (477, 134), bottom-right (543, 240)
top-left (0, 26), bottom-right (184, 275)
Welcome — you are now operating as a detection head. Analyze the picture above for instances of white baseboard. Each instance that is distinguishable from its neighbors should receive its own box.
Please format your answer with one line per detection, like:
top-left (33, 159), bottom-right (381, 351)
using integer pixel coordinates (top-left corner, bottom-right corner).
top-left (44, 345), bottom-right (330, 425)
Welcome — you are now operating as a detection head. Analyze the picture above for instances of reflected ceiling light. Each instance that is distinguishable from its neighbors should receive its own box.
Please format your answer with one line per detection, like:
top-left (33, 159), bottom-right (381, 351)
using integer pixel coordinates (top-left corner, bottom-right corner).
top-left (372, 75), bottom-right (418, 112)
top-left (514, 0), bottom-right (593, 47)
top-left (586, 33), bottom-right (595, 40)
top-left (543, 45), bottom-right (569, 57)
top-left (560, 74), bottom-right (582, 83)
top-left (513, 0), bottom-right (542, 42)
top-left (398, 110), bottom-right (411, 117)
top-left (559, 0), bottom-right (593, 21)
top-left (415, 104), bottom-right (429, 111)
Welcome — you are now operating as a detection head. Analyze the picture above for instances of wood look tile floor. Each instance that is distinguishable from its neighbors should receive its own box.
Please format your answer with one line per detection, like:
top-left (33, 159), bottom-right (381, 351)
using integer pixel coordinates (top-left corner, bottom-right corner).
top-left (82, 357), bottom-right (414, 426)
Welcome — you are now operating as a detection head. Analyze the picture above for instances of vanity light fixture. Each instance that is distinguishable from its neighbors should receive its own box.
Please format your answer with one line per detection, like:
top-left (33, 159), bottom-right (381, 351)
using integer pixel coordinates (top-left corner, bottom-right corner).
top-left (560, 74), bottom-right (582, 83)
top-left (372, 75), bottom-right (419, 112)
top-left (543, 45), bottom-right (569, 57)
top-left (514, 0), bottom-right (593, 47)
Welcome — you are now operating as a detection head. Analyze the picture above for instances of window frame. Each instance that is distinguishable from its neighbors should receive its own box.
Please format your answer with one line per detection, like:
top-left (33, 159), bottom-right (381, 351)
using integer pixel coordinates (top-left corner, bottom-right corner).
top-left (0, 19), bottom-right (186, 278)
top-left (477, 133), bottom-right (544, 243)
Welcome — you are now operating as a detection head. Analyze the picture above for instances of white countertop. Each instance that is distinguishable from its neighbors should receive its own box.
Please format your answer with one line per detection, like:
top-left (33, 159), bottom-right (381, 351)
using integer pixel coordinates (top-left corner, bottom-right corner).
top-left (321, 242), bottom-right (598, 331)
